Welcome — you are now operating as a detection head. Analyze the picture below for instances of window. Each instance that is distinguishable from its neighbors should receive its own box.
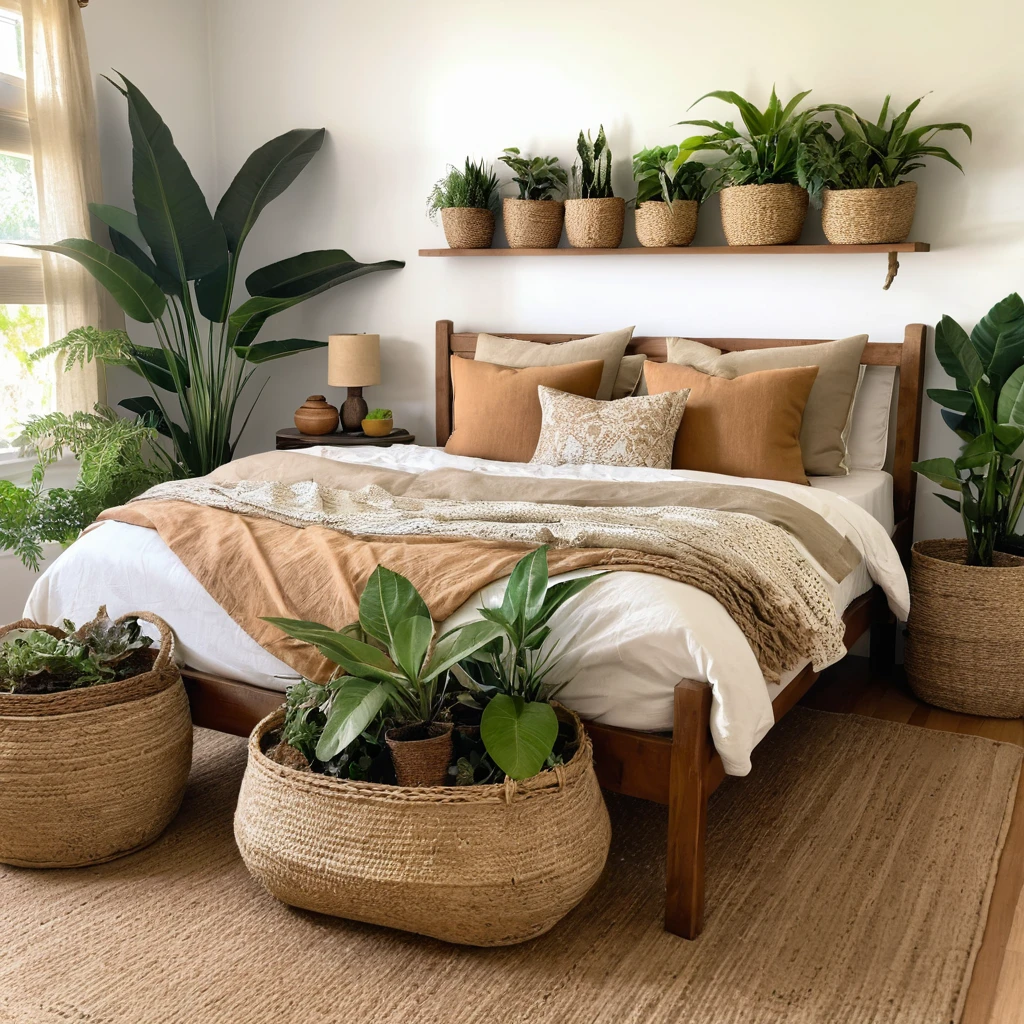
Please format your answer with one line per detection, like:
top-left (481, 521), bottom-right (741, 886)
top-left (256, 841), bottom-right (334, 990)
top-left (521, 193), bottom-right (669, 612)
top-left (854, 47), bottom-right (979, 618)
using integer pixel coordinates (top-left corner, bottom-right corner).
top-left (0, 5), bottom-right (49, 451)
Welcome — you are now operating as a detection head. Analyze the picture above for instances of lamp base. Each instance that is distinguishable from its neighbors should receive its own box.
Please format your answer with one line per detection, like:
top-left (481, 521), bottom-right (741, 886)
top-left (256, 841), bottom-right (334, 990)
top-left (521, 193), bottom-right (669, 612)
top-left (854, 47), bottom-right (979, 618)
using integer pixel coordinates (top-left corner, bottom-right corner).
top-left (340, 387), bottom-right (368, 432)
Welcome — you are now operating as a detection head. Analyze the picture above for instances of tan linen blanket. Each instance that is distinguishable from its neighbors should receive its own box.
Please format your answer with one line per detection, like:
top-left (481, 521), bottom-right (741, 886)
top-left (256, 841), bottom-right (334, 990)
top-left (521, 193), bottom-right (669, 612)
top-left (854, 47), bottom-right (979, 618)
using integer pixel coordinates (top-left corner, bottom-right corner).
top-left (99, 452), bottom-right (855, 684)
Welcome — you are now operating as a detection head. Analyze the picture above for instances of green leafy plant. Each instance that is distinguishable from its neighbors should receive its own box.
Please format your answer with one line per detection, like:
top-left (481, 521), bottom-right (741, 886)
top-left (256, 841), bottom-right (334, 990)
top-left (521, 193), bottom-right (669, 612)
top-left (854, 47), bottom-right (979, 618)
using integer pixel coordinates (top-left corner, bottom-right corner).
top-left (426, 159), bottom-right (500, 220)
top-left (497, 148), bottom-right (567, 201)
top-left (365, 407), bottom-right (392, 420)
top-left (913, 293), bottom-right (1024, 566)
top-left (797, 95), bottom-right (971, 195)
top-left (27, 73), bottom-right (403, 479)
top-left (569, 126), bottom-right (614, 199)
top-left (678, 87), bottom-right (828, 190)
top-left (632, 145), bottom-right (710, 205)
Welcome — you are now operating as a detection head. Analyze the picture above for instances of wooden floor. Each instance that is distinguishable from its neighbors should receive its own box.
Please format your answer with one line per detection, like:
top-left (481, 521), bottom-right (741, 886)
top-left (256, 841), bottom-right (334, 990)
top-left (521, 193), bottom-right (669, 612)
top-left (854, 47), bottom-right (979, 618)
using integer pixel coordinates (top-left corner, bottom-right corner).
top-left (802, 658), bottom-right (1024, 1024)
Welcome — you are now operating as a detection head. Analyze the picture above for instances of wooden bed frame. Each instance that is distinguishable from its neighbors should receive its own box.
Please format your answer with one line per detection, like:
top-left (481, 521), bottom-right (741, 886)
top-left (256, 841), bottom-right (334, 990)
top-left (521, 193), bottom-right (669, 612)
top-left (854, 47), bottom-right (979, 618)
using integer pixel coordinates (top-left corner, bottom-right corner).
top-left (183, 319), bottom-right (925, 941)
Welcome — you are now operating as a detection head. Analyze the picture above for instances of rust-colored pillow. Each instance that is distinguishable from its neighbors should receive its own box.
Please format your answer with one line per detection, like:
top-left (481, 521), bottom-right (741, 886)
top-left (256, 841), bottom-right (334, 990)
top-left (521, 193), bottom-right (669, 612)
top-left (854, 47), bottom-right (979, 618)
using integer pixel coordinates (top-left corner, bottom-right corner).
top-left (445, 356), bottom-right (605, 463)
top-left (644, 361), bottom-right (818, 484)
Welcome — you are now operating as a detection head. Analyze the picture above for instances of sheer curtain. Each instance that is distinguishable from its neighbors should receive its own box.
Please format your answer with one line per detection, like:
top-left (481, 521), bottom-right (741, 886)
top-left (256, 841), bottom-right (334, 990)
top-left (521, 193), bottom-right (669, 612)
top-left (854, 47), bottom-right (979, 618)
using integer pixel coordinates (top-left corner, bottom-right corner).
top-left (20, 0), bottom-right (107, 413)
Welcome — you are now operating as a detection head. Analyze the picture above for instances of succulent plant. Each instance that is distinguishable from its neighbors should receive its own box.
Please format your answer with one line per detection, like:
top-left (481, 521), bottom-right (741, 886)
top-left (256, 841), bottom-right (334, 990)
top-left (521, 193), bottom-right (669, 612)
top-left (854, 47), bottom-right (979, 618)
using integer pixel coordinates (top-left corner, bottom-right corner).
top-left (569, 126), bottom-right (614, 199)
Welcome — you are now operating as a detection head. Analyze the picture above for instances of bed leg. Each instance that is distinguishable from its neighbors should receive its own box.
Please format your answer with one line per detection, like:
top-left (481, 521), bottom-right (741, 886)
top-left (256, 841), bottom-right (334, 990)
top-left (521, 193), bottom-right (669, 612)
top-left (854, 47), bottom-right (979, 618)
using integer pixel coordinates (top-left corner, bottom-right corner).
top-left (665, 678), bottom-right (712, 939)
top-left (869, 613), bottom-right (898, 673)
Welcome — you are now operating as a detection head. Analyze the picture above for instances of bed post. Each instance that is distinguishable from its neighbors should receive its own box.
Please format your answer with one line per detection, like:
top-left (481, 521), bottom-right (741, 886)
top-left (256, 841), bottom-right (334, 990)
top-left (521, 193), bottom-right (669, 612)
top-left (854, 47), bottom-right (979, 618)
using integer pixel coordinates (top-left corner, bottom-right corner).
top-left (665, 678), bottom-right (713, 939)
top-left (435, 319), bottom-right (454, 446)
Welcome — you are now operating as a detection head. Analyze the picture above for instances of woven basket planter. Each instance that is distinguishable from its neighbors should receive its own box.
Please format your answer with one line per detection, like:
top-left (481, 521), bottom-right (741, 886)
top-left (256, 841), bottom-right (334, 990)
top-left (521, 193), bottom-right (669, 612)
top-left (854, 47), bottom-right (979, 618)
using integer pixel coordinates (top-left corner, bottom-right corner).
top-left (635, 199), bottom-right (698, 247)
top-left (905, 539), bottom-right (1024, 717)
top-left (719, 183), bottom-right (808, 245)
top-left (503, 198), bottom-right (564, 248)
top-left (234, 705), bottom-right (611, 946)
top-left (440, 207), bottom-right (494, 248)
top-left (821, 182), bottom-right (918, 244)
top-left (0, 612), bottom-right (192, 867)
top-left (564, 197), bottom-right (625, 248)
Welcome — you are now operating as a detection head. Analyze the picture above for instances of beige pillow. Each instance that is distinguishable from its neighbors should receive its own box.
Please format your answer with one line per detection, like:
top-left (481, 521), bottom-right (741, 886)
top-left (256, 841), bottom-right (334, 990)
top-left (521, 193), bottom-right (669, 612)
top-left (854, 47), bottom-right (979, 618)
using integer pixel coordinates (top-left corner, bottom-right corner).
top-left (666, 334), bottom-right (867, 476)
top-left (530, 386), bottom-right (689, 469)
top-left (475, 328), bottom-right (634, 401)
top-left (445, 356), bottom-right (605, 463)
top-left (612, 353), bottom-right (646, 399)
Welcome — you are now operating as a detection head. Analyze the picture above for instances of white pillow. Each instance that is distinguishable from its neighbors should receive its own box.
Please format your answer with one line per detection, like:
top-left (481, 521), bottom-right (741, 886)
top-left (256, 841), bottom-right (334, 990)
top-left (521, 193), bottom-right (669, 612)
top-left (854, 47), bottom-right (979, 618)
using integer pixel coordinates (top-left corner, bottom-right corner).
top-left (846, 365), bottom-right (897, 471)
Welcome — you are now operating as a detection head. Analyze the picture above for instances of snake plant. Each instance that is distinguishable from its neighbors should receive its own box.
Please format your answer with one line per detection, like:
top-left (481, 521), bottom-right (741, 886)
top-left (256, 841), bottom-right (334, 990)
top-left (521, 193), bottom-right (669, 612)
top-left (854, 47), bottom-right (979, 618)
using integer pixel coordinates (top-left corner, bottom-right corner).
top-left (569, 126), bottom-right (614, 199)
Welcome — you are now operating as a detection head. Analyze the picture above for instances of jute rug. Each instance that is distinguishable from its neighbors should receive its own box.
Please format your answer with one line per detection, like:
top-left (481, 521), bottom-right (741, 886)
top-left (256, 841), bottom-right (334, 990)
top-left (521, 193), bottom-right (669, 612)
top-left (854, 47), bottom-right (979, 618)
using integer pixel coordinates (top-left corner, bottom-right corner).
top-left (0, 708), bottom-right (1018, 1024)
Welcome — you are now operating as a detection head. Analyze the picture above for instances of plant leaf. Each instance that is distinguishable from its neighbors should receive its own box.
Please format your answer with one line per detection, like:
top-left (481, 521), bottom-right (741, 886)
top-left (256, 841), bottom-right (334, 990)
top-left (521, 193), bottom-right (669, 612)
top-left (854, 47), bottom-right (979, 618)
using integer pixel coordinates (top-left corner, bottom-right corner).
top-left (998, 365), bottom-right (1024, 426)
top-left (261, 616), bottom-right (399, 681)
top-left (89, 203), bottom-right (144, 245)
top-left (534, 573), bottom-right (607, 632)
top-left (245, 249), bottom-right (405, 299)
top-left (391, 615), bottom-right (434, 681)
top-left (480, 694), bottom-right (558, 780)
top-left (109, 228), bottom-right (183, 298)
top-left (118, 396), bottom-right (171, 437)
top-left (926, 388), bottom-right (974, 413)
top-left (315, 678), bottom-right (388, 761)
top-left (934, 313), bottom-right (984, 389)
top-left (972, 293), bottom-right (1024, 391)
top-left (912, 457), bottom-right (961, 490)
top-left (358, 565), bottom-right (431, 653)
top-left (232, 338), bottom-right (327, 364)
top-left (501, 545), bottom-right (549, 638)
top-left (424, 619), bottom-right (503, 682)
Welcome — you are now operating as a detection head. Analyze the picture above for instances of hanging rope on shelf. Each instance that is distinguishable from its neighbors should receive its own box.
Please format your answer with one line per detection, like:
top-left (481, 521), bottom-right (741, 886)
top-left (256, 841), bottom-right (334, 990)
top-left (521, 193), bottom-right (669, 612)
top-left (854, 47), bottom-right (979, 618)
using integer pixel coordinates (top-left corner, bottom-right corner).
top-left (883, 251), bottom-right (899, 290)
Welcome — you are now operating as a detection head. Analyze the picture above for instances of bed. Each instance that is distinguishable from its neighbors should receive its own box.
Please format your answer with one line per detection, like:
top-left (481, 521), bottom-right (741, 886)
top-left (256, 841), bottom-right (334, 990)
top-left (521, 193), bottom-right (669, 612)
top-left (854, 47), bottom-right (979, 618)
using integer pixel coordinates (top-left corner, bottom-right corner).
top-left (25, 320), bottom-right (926, 939)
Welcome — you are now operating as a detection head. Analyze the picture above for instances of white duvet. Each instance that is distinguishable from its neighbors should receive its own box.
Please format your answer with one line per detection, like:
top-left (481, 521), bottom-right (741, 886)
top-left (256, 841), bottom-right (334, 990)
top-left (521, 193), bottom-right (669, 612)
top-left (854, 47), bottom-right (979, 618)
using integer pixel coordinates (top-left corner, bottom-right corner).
top-left (25, 445), bottom-right (909, 776)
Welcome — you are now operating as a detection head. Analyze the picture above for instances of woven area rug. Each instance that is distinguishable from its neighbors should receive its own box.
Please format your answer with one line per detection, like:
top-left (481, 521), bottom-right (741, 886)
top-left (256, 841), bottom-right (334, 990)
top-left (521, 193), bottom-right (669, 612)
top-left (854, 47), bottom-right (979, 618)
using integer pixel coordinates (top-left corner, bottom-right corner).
top-left (0, 707), bottom-right (1019, 1024)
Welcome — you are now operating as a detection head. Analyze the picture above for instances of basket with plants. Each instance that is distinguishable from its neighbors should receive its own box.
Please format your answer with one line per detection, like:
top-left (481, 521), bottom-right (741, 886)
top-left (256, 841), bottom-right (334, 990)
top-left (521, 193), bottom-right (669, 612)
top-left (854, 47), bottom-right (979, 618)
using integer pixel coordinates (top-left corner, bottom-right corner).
top-left (426, 158), bottom-right (500, 248)
top-left (497, 148), bottom-right (568, 248)
top-left (233, 548), bottom-right (611, 946)
top-left (565, 125), bottom-right (624, 248)
top-left (631, 145), bottom-right (710, 247)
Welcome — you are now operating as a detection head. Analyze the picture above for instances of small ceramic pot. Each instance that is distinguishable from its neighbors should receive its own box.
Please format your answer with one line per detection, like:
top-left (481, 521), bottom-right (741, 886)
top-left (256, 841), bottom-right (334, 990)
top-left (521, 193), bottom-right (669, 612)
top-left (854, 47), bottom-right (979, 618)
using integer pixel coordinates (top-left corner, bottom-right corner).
top-left (361, 417), bottom-right (393, 438)
top-left (294, 395), bottom-right (338, 435)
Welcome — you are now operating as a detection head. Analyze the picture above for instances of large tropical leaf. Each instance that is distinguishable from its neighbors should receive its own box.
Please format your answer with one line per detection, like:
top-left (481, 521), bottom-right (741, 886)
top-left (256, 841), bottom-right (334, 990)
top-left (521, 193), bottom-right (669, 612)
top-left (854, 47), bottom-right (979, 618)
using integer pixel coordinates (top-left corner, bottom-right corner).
top-left (536, 573), bottom-right (607, 630)
top-left (118, 395), bottom-right (171, 437)
top-left (391, 616), bottom-right (433, 682)
top-left (424, 619), bottom-right (504, 682)
top-left (500, 545), bottom-right (549, 638)
top-left (480, 695), bottom-right (559, 780)
top-left (971, 293), bottom-right (1024, 391)
top-left (245, 249), bottom-right (405, 299)
top-left (261, 616), bottom-right (399, 682)
top-left (315, 678), bottom-right (389, 762)
top-left (89, 203), bottom-right (144, 244)
top-left (109, 228), bottom-right (183, 298)
top-left (926, 387), bottom-right (975, 413)
top-left (912, 457), bottom-right (961, 490)
top-left (232, 338), bottom-right (327, 364)
top-left (998, 365), bottom-right (1024, 426)
top-left (194, 262), bottom-right (230, 322)
top-left (129, 343), bottom-right (189, 393)
top-left (358, 565), bottom-right (431, 653)
top-left (934, 314), bottom-right (984, 389)
top-left (214, 127), bottom-right (326, 252)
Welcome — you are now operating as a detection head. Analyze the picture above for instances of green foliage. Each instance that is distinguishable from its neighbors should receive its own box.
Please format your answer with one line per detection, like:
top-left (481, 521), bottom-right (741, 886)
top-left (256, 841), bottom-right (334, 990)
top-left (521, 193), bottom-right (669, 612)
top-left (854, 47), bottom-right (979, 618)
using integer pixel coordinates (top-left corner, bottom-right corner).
top-left (912, 293), bottom-right (1024, 566)
top-left (632, 145), bottom-right (710, 205)
top-left (365, 407), bottom-right (392, 420)
top-left (678, 87), bottom-right (827, 189)
top-left (797, 95), bottom-right (971, 195)
top-left (569, 126), bottom-right (614, 199)
top-left (0, 609), bottom-right (152, 694)
top-left (0, 303), bottom-right (49, 442)
top-left (426, 159), bottom-right (500, 221)
top-left (497, 148), bottom-right (567, 201)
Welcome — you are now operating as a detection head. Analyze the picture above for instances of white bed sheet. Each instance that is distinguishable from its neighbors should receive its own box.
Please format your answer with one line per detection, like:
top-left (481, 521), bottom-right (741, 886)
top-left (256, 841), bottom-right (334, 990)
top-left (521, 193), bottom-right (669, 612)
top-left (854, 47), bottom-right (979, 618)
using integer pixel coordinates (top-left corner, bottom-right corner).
top-left (25, 446), bottom-right (906, 776)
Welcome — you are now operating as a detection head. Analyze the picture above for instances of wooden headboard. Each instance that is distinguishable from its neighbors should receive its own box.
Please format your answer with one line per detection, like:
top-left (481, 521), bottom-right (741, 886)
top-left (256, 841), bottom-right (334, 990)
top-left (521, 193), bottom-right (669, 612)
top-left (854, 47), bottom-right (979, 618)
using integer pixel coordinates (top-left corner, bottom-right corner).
top-left (434, 320), bottom-right (926, 561)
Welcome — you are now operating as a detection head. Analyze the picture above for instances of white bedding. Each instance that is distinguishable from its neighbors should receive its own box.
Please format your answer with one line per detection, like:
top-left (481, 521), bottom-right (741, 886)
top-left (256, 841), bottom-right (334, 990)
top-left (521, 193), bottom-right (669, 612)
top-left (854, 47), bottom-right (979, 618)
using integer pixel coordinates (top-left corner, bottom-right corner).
top-left (25, 445), bottom-right (908, 776)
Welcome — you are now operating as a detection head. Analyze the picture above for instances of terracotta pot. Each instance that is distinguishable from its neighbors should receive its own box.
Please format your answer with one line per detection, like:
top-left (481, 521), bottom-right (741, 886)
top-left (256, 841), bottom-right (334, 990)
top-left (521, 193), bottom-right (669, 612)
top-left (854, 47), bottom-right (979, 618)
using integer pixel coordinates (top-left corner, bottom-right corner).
top-left (294, 395), bottom-right (338, 436)
top-left (564, 197), bottom-right (625, 248)
top-left (820, 182), bottom-right (918, 244)
top-left (634, 199), bottom-right (698, 247)
top-left (440, 208), bottom-right (494, 248)
top-left (502, 198), bottom-right (564, 248)
top-left (719, 183), bottom-right (808, 245)
top-left (385, 721), bottom-right (454, 787)
top-left (361, 417), bottom-right (393, 437)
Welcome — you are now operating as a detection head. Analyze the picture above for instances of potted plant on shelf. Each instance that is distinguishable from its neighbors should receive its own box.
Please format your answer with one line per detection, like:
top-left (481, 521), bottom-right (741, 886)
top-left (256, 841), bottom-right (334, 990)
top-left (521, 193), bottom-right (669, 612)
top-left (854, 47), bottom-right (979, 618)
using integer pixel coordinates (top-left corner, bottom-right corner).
top-left (908, 293), bottom-right (1024, 717)
top-left (797, 95), bottom-right (971, 244)
top-left (565, 126), bottom-right (625, 248)
top-left (427, 158), bottom-right (500, 248)
top-left (631, 145), bottom-right (710, 247)
top-left (678, 87), bottom-right (827, 245)
top-left (496, 148), bottom-right (567, 248)
top-left (361, 407), bottom-right (393, 437)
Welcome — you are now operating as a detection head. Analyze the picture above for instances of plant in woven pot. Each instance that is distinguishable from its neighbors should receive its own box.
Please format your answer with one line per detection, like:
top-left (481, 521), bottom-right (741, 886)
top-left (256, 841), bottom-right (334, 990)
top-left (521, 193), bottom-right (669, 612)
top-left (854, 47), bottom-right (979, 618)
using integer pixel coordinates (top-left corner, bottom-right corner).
top-left (798, 95), bottom-right (971, 244)
top-left (497, 148), bottom-right (567, 248)
top-left (678, 87), bottom-right (828, 245)
top-left (565, 126), bottom-right (625, 248)
top-left (427, 158), bottom-right (500, 248)
top-left (0, 608), bottom-right (192, 867)
top-left (908, 293), bottom-right (1024, 717)
top-left (630, 145), bottom-right (709, 247)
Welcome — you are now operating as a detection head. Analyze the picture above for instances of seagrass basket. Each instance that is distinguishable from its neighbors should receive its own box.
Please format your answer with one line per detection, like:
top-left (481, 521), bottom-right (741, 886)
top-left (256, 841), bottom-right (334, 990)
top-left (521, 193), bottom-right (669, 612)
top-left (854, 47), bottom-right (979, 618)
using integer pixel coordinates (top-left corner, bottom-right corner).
top-left (904, 539), bottom-right (1024, 718)
top-left (719, 182), bottom-right (808, 245)
top-left (0, 611), bottom-right (192, 867)
top-left (440, 207), bottom-right (494, 248)
top-left (503, 197), bottom-right (564, 248)
top-left (821, 182), bottom-right (917, 244)
top-left (635, 199), bottom-right (698, 247)
top-left (234, 705), bottom-right (611, 946)
top-left (564, 197), bottom-right (625, 248)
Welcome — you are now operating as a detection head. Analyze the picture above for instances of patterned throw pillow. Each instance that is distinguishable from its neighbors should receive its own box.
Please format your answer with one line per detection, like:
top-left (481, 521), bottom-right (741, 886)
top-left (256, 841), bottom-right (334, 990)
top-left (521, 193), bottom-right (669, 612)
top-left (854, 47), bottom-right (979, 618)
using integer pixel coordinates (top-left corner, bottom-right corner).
top-left (530, 386), bottom-right (689, 469)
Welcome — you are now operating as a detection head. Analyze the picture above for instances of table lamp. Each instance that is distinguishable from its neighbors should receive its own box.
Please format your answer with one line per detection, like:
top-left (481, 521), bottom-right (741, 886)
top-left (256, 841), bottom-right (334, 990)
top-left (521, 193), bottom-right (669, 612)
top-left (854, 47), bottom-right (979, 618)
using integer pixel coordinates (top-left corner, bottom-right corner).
top-left (328, 333), bottom-right (381, 432)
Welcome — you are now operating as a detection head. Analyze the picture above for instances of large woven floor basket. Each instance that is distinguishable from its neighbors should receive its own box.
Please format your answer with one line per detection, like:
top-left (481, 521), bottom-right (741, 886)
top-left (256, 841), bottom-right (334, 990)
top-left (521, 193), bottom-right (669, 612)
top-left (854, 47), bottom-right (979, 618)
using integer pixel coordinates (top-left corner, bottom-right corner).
top-left (821, 182), bottom-right (917, 244)
top-left (905, 539), bottom-right (1024, 717)
top-left (234, 705), bottom-right (612, 946)
top-left (719, 182), bottom-right (808, 245)
top-left (0, 612), bottom-right (193, 867)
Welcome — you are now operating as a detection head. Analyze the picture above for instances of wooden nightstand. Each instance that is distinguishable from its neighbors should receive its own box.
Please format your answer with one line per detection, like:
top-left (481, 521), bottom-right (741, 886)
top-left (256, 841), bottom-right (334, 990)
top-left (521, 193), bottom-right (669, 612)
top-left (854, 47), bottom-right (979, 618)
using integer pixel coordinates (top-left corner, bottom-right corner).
top-left (276, 427), bottom-right (416, 451)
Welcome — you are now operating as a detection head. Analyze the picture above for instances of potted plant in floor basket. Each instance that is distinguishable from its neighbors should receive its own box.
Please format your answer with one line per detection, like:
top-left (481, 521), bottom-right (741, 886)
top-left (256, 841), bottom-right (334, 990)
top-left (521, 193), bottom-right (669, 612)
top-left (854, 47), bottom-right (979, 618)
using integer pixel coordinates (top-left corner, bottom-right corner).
top-left (427, 158), bottom-right (500, 248)
top-left (235, 551), bottom-right (611, 946)
top-left (631, 145), bottom-right (710, 247)
top-left (497, 148), bottom-right (568, 248)
top-left (678, 87), bottom-right (827, 245)
top-left (798, 95), bottom-right (971, 244)
top-left (0, 608), bottom-right (192, 867)
top-left (565, 126), bottom-right (625, 248)
top-left (909, 293), bottom-right (1024, 717)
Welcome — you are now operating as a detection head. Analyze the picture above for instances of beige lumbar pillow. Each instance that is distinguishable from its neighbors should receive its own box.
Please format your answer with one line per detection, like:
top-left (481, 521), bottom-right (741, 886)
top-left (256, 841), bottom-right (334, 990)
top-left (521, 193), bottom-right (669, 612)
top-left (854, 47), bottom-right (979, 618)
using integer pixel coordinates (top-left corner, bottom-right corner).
top-left (475, 328), bottom-right (635, 402)
top-left (530, 386), bottom-right (689, 469)
top-left (665, 334), bottom-right (867, 476)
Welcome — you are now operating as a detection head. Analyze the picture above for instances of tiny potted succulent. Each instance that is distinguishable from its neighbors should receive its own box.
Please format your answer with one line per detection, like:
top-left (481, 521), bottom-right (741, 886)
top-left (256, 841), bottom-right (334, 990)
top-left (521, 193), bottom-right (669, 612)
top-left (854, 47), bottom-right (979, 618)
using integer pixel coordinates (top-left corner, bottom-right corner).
top-left (631, 145), bottom-right (710, 247)
top-left (361, 407), bottom-right (393, 438)
top-left (797, 95), bottom-right (971, 244)
top-left (426, 158), bottom-right (500, 248)
top-left (497, 148), bottom-right (568, 248)
top-left (565, 125), bottom-right (624, 248)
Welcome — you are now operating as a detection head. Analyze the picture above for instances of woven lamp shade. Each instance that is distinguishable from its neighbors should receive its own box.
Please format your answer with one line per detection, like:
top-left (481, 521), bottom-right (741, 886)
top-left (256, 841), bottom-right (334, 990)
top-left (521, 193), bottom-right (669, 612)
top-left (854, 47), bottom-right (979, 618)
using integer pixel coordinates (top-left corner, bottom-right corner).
top-left (328, 334), bottom-right (381, 387)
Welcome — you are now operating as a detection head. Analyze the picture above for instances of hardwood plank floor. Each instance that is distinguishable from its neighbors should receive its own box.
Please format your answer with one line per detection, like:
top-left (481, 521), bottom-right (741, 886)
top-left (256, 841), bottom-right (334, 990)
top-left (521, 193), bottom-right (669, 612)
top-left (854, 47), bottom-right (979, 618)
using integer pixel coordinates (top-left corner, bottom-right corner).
top-left (802, 657), bottom-right (1024, 1024)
